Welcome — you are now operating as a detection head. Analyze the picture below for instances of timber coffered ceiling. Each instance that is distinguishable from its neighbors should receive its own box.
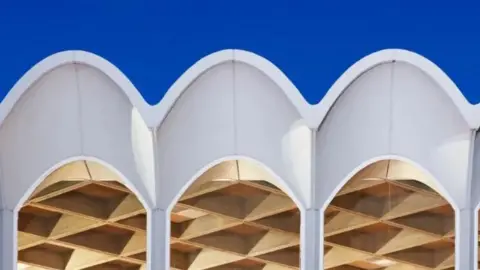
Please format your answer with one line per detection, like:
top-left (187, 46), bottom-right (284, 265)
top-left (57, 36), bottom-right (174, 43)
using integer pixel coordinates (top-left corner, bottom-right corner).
top-left (170, 160), bottom-right (300, 270)
top-left (324, 160), bottom-right (456, 270)
top-left (17, 161), bottom-right (147, 270)
top-left (15, 159), bottom-right (465, 270)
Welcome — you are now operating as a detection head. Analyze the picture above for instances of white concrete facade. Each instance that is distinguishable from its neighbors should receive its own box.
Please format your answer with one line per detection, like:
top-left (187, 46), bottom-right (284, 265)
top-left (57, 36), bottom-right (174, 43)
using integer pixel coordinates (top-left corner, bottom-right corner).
top-left (0, 48), bottom-right (479, 269)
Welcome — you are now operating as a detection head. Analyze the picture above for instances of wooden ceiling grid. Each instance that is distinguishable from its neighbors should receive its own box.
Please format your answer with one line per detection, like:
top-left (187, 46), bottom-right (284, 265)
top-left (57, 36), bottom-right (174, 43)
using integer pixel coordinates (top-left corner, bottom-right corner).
top-left (17, 161), bottom-right (147, 270)
top-left (16, 159), bottom-right (463, 270)
top-left (170, 160), bottom-right (300, 270)
top-left (169, 160), bottom-right (458, 270)
top-left (324, 161), bottom-right (456, 270)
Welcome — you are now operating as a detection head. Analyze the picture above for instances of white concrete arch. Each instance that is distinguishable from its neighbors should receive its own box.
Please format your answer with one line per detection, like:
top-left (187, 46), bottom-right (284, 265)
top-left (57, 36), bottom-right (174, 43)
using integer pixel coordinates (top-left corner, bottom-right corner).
top-left (155, 59), bottom-right (312, 209)
top-left (314, 49), bottom-right (477, 128)
top-left (152, 49), bottom-right (315, 128)
top-left (0, 50), bottom-right (153, 127)
top-left (0, 59), bottom-right (155, 209)
top-left (315, 59), bottom-right (472, 209)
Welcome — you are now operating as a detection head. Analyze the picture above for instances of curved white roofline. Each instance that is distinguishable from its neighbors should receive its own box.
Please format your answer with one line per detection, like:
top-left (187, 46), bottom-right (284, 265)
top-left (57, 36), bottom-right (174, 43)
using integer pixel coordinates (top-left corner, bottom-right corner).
top-left (152, 49), bottom-right (313, 128)
top-left (0, 48), bottom-right (478, 129)
top-left (0, 50), bottom-right (152, 126)
top-left (315, 49), bottom-right (477, 128)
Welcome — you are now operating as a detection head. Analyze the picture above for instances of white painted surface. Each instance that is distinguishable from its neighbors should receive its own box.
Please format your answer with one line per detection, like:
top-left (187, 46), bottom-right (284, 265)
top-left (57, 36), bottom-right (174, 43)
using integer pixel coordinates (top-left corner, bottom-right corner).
top-left (389, 62), bottom-right (471, 208)
top-left (0, 65), bottom-right (83, 210)
top-left (233, 62), bottom-right (311, 207)
top-left (155, 62), bottom-right (236, 208)
top-left (315, 63), bottom-right (393, 207)
top-left (0, 48), bottom-right (479, 269)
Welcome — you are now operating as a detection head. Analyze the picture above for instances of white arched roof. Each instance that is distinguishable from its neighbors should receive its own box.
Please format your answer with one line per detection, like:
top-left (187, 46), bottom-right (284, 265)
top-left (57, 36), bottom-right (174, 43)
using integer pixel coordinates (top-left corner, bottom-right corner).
top-left (315, 49), bottom-right (476, 128)
top-left (0, 48), bottom-right (477, 270)
top-left (0, 48), bottom-right (477, 129)
top-left (0, 50), bottom-right (151, 127)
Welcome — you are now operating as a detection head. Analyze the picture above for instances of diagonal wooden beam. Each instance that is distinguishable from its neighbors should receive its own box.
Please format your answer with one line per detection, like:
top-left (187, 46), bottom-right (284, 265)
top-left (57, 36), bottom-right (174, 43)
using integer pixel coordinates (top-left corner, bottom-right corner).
top-left (248, 230), bottom-right (299, 257)
top-left (337, 179), bottom-right (386, 196)
top-left (245, 193), bottom-right (297, 221)
top-left (32, 193), bottom-right (110, 220)
top-left (383, 264), bottom-right (419, 270)
top-left (30, 161), bottom-right (91, 198)
top-left (375, 228), bottom-right (439, 255)
top-left (181, 181), bottom-right (238, 201)
top-left (330, 193), bottom-right (386, 218)
top-left (435, 252), bottom-right (455, 270)
top-left (382, 192), bottom-right (447, 220)
top-left (324, 211), bottom-right (377, 237)
top-left (385, 245), bottom-right (454, 269)
top-left (323, 246), bottom-right (374, 269)
top-left (262, 264), bottom-right (295, 270)
top-left (255, 247), bottom-right (299, 268)
top-left (188, 249), bottom-right (244, 270)
top-left (109, 194), bottom-right (145, 221)
top-left (18, 244), bottom-right (73, 270)
top-left (65, 248), bottom-right (113, 269)
top-left (254, 210), bottom-right (300, 234)
top-left (30, 181), bottom-right (91, 203)
top-left (18, 231), bottom-right (46, 250)
top-left (189, 230), bottom-right (252, 255)
top-left (49, 214), bottom-right (100, 239)
top-left (326, 224), bottom-right (401, 254)
top-left (58, 226), bottom-right (134, 255)
top-left (180, 194), bottom-right (246, 219)
top-left (121, 231), bottom-right (147, 256)
top-left (179, 214), bottom-right (242, 240)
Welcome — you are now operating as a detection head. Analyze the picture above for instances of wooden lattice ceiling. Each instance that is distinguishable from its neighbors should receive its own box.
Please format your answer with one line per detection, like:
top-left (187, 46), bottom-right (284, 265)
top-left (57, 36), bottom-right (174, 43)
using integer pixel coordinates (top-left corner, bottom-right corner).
top-left (324, 160), bottom-right (455, 270)
top-left (170, 160), bottom-right (457, 270)
top-left (16, 159), bottom-right (461, 270)
top-left (170, 160), bottom-right (300, 270)
top-left (17, 161), bottom-right (146, 270)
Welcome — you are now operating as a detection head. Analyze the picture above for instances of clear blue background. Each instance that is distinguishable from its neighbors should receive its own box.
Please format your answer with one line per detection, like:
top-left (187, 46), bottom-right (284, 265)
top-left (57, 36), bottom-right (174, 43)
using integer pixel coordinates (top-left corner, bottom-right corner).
top-left (1, 1), bottom-right (479, 105)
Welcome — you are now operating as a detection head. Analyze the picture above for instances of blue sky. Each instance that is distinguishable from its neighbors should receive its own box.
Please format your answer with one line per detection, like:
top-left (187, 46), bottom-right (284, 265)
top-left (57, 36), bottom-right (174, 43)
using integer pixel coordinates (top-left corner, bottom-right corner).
top-left (0, 1), bottom-right (479, 105)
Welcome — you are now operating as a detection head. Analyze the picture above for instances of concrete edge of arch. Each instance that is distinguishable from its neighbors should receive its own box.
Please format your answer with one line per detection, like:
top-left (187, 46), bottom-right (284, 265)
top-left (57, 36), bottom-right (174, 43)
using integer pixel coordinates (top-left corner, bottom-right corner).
top-left (1, 48), bottom-right (478, 130)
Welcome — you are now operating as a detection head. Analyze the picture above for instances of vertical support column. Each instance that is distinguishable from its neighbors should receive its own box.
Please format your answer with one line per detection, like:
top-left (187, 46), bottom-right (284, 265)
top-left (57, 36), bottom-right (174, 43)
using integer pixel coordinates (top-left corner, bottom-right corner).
top-left (466, 130), bottom-right (480, 270)
top-left (148, 208), bottom-right (169, 270)
top-left (302, 209), bottom-right (320, 270)
top-left (457, 208), bottom-right (475, 270)
top-left (308, 126), bottom-right (322, 270)
top-left (318, 212), bottom-right (324, 270)
top-left (1, 209), bottom-right (15, 270)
